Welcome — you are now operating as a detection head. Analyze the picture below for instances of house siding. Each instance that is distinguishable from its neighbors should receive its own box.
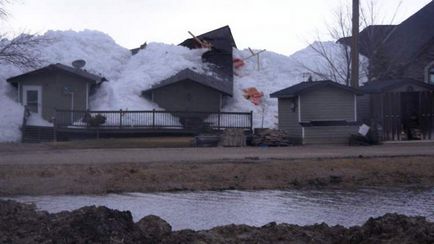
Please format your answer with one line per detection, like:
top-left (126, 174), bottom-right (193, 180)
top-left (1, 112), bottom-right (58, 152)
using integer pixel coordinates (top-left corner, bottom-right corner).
top-left (300, 87), bottom-right (356, 122)
top-left (304, 126), bottom-right (357, 144)
top-left (277, 98), bottom-right (302, 143)
top-left (18, 71), bottom-right (88, 121)
top-left (357, 94), bottom-right (371, 123)
top-left (152, 79), bottom-right (222, 112)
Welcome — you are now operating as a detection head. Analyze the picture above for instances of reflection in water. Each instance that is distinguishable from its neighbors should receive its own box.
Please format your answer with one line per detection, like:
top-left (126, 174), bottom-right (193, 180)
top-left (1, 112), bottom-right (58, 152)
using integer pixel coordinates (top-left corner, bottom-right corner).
top-left (9, 187), bottom-right (434, 230)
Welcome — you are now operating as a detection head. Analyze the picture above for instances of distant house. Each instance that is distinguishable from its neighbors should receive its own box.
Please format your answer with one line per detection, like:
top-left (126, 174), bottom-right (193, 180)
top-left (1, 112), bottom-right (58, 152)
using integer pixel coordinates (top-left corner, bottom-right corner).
top-left (339, 1), bottom-right (434, 83)
top-left (271, 80), bottom-right (363, 144)
top-left (142, 26), bottom-right (236, 113)
top-left (7, 63), bottom-right (106, 122)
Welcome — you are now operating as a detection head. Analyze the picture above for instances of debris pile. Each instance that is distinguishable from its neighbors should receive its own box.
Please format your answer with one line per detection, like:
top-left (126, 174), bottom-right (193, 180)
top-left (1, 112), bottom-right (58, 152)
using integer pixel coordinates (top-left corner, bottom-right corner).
top-left (252, 129), bottom-right (290, 146)
top-left (1, 200), bottom-right (433, 243)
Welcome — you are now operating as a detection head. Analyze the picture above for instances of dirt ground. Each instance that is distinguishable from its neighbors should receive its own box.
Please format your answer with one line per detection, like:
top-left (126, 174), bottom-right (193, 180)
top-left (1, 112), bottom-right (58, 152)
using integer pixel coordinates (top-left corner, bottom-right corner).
top-left (1, 156), bottom-right (433, 196)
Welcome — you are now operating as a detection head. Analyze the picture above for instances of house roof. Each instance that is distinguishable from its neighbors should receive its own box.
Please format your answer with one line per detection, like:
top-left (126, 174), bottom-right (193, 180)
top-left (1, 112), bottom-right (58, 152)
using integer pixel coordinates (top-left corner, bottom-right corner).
top-left (270, 80), bottom-right (363, 98)
top-left (360, 78), bottom-right (434, 93)
top-left (142, 68), bottom-right (233, 96)
top-left (338, 25), bottom-right (397, 57)
top-left (179, 25), bottom-right (237, 51)
top-left (384, 1), bottom-right (434, 63)
top-left (7, 63), bottom-right (106, 85)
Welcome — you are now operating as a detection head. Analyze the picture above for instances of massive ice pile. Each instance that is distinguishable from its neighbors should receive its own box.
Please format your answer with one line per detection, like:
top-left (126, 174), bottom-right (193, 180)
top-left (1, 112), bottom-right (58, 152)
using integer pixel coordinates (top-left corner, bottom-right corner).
top-left (0, 30), bottom-right (366, 142)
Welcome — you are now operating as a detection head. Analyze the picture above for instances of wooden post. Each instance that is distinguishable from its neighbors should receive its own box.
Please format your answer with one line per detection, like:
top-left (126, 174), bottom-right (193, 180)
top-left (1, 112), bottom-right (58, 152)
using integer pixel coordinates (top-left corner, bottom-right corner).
top-left (351, 0), bottom-right (360, 88)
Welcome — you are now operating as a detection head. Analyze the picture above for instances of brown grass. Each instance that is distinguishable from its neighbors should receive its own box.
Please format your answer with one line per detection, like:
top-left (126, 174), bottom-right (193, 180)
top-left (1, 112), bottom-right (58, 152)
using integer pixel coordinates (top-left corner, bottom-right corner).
top-left (1, 156), bottom-right (433, 196)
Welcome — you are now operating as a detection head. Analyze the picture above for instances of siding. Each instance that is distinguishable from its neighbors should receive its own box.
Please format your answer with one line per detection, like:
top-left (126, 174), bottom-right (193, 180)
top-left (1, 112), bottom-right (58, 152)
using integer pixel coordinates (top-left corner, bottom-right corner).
top-left (277, 98), bottom-right (302, 143)
top-left (304, 126), bottom-right (358, 144)
top-left (153, 79), bottom-right (222, 112)
top-left (300, 87), bottom-right (356, 122)
top-left (357, 94), bottom-right (371, 123)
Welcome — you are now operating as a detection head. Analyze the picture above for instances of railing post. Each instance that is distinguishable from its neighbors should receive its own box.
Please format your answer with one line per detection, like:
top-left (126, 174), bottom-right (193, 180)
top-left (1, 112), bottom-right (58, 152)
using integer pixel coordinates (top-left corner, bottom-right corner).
top-left (250, 111), bottom-right (253, 133)
top-left (119, 109), bottom-right (123, 129)
top-left (152, 109), bottom-right (156, 128)
top-left (217, 111), bottom-right (221, 131)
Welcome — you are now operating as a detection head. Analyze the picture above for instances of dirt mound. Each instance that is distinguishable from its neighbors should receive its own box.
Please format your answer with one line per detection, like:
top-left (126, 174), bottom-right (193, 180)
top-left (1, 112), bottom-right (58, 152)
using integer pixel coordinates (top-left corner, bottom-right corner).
top-left (1, 200), bottom-right (433, 243)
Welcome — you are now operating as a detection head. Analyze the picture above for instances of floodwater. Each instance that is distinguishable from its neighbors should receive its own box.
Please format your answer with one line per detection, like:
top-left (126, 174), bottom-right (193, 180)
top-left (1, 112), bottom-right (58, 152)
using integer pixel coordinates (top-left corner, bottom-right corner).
top-left (8, 187), bottom-right (434, 230)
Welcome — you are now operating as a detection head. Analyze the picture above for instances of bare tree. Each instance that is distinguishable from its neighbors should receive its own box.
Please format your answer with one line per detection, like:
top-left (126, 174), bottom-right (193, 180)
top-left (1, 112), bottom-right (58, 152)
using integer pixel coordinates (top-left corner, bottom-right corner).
top-left (0, 0), bottom-right (48, 69)
top-left (294, 0), bottom-right (402, 84)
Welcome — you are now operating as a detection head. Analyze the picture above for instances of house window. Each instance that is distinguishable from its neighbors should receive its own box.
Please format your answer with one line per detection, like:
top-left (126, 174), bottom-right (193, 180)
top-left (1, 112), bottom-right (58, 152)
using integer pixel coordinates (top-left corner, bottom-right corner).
top-left (26, 90), bottom-right (39, 113)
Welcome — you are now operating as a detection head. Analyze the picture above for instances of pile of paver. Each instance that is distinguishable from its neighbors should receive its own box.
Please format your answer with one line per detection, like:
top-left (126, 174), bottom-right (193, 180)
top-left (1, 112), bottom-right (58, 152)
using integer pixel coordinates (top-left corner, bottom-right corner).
top-left (252, 129), bottom-right (290, 146)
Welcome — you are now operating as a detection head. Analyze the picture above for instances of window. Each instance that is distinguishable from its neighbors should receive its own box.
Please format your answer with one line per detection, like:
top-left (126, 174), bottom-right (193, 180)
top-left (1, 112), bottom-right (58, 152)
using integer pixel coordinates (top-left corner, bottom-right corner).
top-left (26, 90), bottom-right (39, 113)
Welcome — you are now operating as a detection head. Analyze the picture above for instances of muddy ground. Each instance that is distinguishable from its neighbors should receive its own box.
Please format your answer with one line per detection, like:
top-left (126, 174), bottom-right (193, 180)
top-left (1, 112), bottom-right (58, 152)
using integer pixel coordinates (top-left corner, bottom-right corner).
top-left (1, 155), bottom-right (433, 196)
top-left (1, 200), bottom-right (433, 243)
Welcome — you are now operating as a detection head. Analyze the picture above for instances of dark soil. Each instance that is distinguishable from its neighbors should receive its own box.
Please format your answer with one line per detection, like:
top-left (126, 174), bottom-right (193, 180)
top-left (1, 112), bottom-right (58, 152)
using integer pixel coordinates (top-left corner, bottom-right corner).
top-left (1, 200), bottom-right (433, 244)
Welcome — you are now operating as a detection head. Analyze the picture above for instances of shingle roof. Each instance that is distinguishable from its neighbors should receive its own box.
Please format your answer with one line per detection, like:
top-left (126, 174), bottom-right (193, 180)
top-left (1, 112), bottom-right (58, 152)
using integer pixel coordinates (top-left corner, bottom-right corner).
top-left (142, 68), bottom-right (233, 96)
top-left (360, 78), bottom-right (434, 93)
top-left (7, 63), bottom-right (106, 84)
top-left (270, 80), bottom-right (363, 98)
top-left (384, 1), bottom-right (434, 62)
top-left (338, 25), bottom-right (397, 57)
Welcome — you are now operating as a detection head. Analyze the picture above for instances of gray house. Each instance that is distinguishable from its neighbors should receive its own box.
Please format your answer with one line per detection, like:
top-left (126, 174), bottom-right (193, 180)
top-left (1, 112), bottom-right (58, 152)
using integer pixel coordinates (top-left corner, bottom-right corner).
top-left (142, 68), bottom-right (232, 112)
top-left (7, 63), bottom-right (106, 122)
top-left (142, 26), bottom-right (236, 114)
top-left (271, 80), bottom-right (363, 144)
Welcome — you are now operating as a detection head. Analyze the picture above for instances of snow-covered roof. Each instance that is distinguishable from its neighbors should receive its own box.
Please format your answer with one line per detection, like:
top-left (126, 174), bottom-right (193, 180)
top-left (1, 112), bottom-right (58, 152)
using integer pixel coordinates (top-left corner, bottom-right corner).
top-left (7, 63), bottom-right (106, 85)
top-left (142, 68), bottom-right (233, 96)
top-left (270, 80), bottom-right (363, 98)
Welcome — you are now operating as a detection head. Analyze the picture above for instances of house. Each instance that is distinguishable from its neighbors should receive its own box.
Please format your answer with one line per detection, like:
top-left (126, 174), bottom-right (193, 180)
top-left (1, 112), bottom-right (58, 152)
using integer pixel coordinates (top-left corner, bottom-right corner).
top-left (7, 62), bottom-right (106, 123)
top-left (270, 80), bottom-right (363, 144)
top-left (339, 1), bottom-right (434, 82)
top-left (358, 78), bottom-right (434, 141)
top-left (142, 26), bottom-right (236, 113)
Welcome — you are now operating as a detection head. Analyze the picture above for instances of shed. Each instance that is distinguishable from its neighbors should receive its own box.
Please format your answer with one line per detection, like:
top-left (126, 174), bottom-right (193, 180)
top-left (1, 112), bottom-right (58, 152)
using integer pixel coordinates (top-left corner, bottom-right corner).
top-left (271, 80), bottom-right (363, 144)
top-left (7, 63), bottom-right (106, 123)
top-left (142, 68), bottom-right (232, 113)
top-left (358, 78), bottom-right (434, 140)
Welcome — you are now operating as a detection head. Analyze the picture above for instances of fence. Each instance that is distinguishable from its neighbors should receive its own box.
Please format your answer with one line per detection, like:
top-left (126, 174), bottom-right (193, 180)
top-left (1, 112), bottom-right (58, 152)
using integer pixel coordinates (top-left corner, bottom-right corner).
top-left (55, 109), bottom-right (253, 132)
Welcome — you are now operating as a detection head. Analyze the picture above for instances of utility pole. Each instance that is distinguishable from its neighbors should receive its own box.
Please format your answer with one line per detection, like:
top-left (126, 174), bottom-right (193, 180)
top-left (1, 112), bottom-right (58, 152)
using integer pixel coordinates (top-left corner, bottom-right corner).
top-left (351, 0), bottom-right (360, 88)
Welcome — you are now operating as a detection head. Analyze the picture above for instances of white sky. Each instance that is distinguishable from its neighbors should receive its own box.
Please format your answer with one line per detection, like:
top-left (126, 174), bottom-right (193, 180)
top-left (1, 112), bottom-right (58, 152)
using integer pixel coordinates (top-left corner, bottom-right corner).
top-left (2, 0), bottom-right (432, 55)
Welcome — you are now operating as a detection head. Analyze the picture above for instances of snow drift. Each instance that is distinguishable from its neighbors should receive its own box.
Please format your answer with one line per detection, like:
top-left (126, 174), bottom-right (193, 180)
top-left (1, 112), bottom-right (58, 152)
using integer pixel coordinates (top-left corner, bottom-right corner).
top-left (0, 30), bottom-right (367, 142)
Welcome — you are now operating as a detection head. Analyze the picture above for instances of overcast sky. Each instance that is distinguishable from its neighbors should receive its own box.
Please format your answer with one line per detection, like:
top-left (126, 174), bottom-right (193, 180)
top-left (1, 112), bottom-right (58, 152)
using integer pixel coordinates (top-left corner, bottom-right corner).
top-left (2, 0), bottom-right (432, 55)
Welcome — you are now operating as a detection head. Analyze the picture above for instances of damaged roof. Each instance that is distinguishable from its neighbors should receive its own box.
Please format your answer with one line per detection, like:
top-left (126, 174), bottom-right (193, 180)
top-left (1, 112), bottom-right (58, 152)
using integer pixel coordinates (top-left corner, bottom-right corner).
top-left (179, 25), bottom-right (237, 51)
top-left (270, 80), bottom-right (363, 98)
top-left (7, 63), bottom-right (106, 85)
top-left (142, 68), bottom-right (233, 96)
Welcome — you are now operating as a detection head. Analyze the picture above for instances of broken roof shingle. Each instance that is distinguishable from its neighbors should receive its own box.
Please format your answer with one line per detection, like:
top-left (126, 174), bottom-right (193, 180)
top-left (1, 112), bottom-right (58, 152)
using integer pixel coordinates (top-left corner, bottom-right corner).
top-left (179, 25), bottom-right (237, 51)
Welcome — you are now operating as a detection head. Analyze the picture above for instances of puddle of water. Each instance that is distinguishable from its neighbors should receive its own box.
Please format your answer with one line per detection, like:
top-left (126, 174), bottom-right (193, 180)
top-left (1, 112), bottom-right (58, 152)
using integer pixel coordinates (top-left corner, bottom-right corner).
top-left (6, 187), bottom-right (434, 230)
